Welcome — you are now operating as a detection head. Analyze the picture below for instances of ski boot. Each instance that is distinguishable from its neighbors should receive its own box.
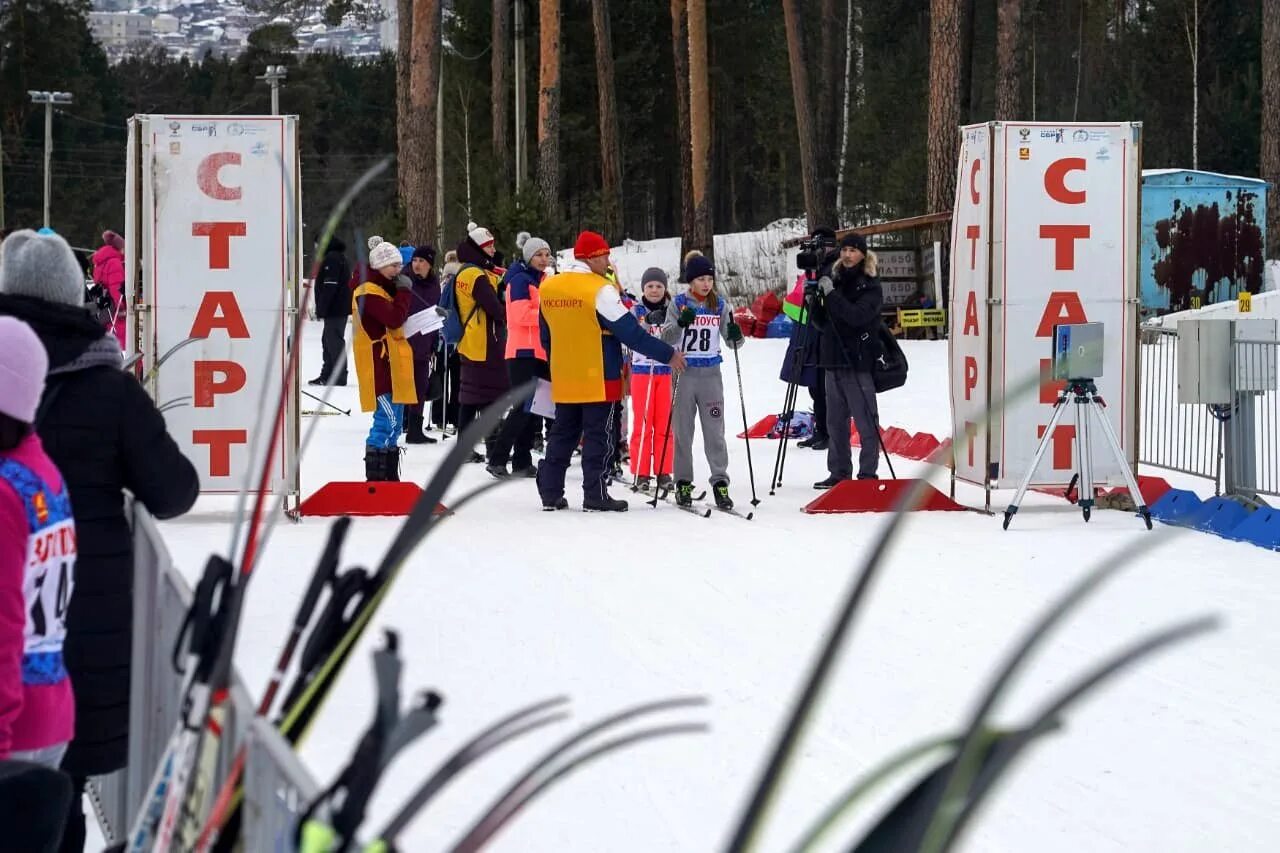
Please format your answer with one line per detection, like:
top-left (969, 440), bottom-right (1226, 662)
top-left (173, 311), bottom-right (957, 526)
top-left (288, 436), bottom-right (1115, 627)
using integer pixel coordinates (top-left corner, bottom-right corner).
top-left (675, 481), bottom-right (695, 507)
top-left (656, 474), bottom-right (673, 491)
top-left (712, 480), bottom-right (733, 510)
top-left (583, 494), bottom-right (629, 512)
top-left (635, 475), bottom-right (653, 492)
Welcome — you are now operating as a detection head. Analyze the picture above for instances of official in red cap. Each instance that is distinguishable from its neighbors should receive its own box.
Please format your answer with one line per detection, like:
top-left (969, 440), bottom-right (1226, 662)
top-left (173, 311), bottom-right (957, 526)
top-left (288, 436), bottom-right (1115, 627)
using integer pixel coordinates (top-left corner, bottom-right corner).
top-left (536, 231), bottom-right (686, 511)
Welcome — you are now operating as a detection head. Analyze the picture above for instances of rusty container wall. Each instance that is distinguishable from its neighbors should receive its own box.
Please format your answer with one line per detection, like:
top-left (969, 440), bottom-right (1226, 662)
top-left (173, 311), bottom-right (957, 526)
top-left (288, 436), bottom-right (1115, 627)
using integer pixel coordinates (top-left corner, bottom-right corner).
top-left (1141, 169), bottom-right (1270, 317)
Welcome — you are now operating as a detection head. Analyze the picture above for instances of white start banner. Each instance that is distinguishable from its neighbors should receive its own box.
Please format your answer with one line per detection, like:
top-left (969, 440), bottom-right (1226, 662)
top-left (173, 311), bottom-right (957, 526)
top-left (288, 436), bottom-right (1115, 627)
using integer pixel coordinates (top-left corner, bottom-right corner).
top-left (949, 123), bottom-right (994, 486)
top-left (126, 115), bottom-right (301, 496)
top-left (950, 121), bottom-right (1140, 493)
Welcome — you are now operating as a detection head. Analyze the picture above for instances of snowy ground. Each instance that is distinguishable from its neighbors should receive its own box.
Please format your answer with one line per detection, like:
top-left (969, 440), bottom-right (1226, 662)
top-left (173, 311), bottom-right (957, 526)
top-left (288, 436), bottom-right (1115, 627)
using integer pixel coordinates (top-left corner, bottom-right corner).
top-left (149, 321), bottom-right (1280, 852)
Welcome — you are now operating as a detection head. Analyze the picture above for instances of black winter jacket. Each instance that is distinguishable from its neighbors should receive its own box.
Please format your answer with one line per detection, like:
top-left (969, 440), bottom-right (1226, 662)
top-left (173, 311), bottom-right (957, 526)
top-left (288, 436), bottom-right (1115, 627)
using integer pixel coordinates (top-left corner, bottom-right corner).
top-left (0, 295), bottom-right (200, 775)
top-left (812, 257), bottom-right (884, 372)
top-left (314, 243), bottom-right (352, 319)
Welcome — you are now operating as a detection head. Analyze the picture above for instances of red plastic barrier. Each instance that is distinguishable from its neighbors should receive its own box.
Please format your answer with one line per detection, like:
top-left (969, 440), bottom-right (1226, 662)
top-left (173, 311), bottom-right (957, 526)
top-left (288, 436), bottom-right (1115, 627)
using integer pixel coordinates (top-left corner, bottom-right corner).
top-left (298, 481), bottom-right (450, 517)
top-left (880, 427), bottom-right (913, 455)
top-left (1105, 475), bottom-right (1173, 506)
top-left (803, 478), bottom-right (969, 514)
top-left (901, 433), bottom-right (942, 461)
top-left (737, 414), bottom-right (778, 439)
top-left (750, 291), bottom-right (783, 325)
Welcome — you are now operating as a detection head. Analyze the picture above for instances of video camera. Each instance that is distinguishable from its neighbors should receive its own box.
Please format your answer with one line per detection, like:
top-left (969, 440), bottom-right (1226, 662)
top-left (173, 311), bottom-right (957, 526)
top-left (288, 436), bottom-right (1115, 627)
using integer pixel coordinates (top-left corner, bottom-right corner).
top-left (796, 233), bottom-right (836, 275)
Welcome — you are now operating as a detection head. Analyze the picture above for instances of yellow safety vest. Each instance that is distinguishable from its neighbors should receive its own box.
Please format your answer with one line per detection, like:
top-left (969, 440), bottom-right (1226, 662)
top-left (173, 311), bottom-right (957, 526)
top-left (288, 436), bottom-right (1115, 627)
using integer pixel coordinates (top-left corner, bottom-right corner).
top-left (351, 282), bottom-right (417, 412)
top-left (539, 272), bottom-right (610, 403)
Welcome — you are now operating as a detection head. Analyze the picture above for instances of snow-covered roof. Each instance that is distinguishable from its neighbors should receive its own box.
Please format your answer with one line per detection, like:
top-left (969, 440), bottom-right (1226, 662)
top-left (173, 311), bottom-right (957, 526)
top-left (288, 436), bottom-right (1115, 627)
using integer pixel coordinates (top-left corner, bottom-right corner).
top-left (1142, 168), bottom-right (1268, 185)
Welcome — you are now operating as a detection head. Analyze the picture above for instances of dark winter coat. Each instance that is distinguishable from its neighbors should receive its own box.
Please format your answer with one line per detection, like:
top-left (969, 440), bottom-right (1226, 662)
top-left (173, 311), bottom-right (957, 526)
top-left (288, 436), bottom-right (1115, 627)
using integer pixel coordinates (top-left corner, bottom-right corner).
top-left (407, 269), bottom-right (441, 400)
top-left (0, 294), bottom-right (200, 776)
top-left (454, 237), bottom-right (509, 406)
top-left (314, 238), bottom-right (352, 319)
top-left (812, 254), bottom-right (885, 372)
top-left (780, 252), bottom-right (836, 387)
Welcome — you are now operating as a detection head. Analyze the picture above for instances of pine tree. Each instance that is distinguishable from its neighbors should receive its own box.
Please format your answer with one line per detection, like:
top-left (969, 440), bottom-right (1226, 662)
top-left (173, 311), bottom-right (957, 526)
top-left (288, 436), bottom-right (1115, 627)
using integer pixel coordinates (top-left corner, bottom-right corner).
top-left (537, 0), bottom-right (561, 221)
top-left (492, 0), bottom-right (511, 185)
top-left (995, 0), bottom-right (1023, 120)
top-left (687, 0), bottom-right (713, 255)
top-left (670, 0), bottom-right (695, 253)
top-left (927, 0), bottom-right (962, 221)
top-left (591, 0), bottom-right (623, 242)
top-left (781, 0), bottom-right (827, 229)
top-left (405, 0), bottom-right (442, 244)
top-left (1264, 0), bottom-right (1280, 257)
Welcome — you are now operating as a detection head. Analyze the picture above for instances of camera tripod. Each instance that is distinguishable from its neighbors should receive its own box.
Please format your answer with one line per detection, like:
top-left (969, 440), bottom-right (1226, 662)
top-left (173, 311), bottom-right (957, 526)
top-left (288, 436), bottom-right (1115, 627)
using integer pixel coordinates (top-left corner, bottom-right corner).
top-left (1003, 378), bottom-right (1152, 530)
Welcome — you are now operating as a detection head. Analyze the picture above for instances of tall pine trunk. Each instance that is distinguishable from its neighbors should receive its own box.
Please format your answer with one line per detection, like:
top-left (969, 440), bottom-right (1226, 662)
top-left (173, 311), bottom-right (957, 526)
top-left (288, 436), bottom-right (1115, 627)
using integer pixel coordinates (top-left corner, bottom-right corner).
top-left (817, 0), bottom-right (841, 224)
top-left (782, 0), bottom-right (827, 230)
top-left (671, 0), bottom-right (695, 255)
top-left (995, 0), bottom-right (1023, 120)
top-left (396, 0), bottom-right (413, 200)
top-left (927, 0), bottom-right (962, 223)
top-left (537, 0), bottom-right (561, 221)
top-left (687, 0), bottom-right (713, 256)
top-left (492, 0), bottom-right (511, 185)
top-left (1264, 0), bottom-right (1280, 257)
top-left (405, 0), bottom-right (441, 244)
top-left (591, 0), bottom-right (623, 242)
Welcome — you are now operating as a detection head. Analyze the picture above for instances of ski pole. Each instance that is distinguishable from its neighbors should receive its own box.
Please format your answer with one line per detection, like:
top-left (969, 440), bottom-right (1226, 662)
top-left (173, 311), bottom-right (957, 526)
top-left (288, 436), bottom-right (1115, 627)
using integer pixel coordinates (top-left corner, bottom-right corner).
top-left (301, 388), bottom-right (352, 416)
top-left (730, 338), bottom-right (760, 507)
top-left (630, 360), bottom-right (656, 491)
top-left (650, 371), bottom-right (681, 508)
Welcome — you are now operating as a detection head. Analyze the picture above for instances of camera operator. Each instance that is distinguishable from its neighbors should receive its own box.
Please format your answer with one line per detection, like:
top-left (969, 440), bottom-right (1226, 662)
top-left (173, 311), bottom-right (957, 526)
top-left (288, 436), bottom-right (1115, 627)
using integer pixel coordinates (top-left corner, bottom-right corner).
top-left (780, 226), bottom-right (838, 449)
top-left (811, 232), bottom-right (884, 488)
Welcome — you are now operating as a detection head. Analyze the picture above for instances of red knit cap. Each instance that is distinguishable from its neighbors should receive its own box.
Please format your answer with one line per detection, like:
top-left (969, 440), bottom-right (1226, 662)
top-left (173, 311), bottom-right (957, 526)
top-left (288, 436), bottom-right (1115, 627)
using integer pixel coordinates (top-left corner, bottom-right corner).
top-left (573, 230), bottom-right (611, 260)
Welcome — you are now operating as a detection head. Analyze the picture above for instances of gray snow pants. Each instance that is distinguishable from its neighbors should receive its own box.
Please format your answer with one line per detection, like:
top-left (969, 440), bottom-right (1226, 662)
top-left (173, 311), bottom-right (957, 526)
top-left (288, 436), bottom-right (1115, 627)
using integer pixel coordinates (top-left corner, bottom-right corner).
top-left (825, 368), bottom-right (880, 479)
top-left (672, 366), bottom-right (730, 486)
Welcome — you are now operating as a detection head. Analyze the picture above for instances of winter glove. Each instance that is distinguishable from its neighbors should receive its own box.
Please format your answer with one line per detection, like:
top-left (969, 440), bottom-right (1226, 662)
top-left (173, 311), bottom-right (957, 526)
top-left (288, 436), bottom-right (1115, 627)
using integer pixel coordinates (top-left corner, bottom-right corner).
top-left (645, 309), bottom-right (667, 325)
top-left (818, 276), bottom-right (835, 297)
top-left (395, 274), bottom-right (413, 291)
top-left (677, 306), bottom-right (697, 328)
top-left (726, 321), bottom-right (744, 343)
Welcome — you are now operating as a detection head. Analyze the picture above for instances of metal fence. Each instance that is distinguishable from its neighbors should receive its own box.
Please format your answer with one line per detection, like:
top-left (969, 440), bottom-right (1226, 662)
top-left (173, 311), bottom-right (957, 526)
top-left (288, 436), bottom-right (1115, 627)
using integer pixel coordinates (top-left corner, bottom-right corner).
top-left (1139, 326), bottom-right (1223, 489)
top-left (243, 719), bottom-right (321, 852)
top-left (87, 503), bottom-right (301, 848)
top-left (1139, 322), bottom-right (1280, 501)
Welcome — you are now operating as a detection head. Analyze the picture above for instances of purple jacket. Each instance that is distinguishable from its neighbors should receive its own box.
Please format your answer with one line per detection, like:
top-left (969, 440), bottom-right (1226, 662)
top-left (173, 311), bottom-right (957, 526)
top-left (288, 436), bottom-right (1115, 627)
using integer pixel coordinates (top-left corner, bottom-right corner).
top-left (407, 271), bottom-right (440, 401)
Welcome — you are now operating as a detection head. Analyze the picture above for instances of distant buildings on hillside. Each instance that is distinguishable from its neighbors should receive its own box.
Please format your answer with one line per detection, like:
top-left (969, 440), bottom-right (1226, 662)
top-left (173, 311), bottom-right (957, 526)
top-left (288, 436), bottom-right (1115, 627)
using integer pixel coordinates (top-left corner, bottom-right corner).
top-left (88, 1), bottom-right (387, 63)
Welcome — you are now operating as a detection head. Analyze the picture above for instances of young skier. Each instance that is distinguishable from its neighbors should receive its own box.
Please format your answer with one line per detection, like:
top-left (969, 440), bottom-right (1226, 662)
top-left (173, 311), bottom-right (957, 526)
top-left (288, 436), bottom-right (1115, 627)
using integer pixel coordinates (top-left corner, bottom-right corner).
top-left (628, 268), bottom-right (675, 492)
top-left (663, 253), bottom-right (745, 509)
top-left (0, 317), bottom-right (77, 770)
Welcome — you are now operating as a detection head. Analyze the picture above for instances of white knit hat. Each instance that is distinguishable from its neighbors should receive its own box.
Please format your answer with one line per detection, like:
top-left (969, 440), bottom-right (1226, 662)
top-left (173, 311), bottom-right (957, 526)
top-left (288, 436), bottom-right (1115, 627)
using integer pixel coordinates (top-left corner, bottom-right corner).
top-left (368, 240), bottom-right (402, 270)
top-left (467, 221), bottom-right (495, 248)
top-left (0, 229), bottom-right (85, 307)
top-left (0, 316), bottom-right (49, 424)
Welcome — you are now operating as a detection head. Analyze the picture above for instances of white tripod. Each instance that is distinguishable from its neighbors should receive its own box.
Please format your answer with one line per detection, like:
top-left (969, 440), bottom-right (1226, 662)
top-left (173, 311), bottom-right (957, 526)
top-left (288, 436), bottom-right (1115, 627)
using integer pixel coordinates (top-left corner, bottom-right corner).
top-left (1003, 379), bottom-right (1152, 530)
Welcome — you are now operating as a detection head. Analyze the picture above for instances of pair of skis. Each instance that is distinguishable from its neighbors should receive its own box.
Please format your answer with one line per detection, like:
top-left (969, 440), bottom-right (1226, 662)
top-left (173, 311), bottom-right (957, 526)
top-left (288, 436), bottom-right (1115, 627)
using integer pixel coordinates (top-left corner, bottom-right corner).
top-left (649, 486), bottom-right (754, 521)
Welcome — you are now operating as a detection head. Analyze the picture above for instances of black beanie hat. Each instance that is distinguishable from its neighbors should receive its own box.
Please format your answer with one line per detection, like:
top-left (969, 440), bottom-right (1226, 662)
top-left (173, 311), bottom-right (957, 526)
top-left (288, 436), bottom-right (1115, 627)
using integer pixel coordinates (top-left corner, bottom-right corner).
top-left (840, 232), bottom-right (868, 253)
top-left (683, 254), bottom-right (715, 282)
top-left (412, 244), bottom-right (437, 264)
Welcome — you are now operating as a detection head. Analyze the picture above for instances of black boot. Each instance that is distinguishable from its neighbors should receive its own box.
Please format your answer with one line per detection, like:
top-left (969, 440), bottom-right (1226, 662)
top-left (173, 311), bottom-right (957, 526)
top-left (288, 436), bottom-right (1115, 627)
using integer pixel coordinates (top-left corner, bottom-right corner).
top-left (381, 448), bottom-right (401, 482)
top-left (405, 406), bottom-right (434, 444)
top-left (583, 493), bottom-right (629, 512)
top-left (712, 480), bottom-right (734, 510)
top-left (364, 447), bottom-right (381, 482)
top-left (813, 474), bottom-right (846, 490)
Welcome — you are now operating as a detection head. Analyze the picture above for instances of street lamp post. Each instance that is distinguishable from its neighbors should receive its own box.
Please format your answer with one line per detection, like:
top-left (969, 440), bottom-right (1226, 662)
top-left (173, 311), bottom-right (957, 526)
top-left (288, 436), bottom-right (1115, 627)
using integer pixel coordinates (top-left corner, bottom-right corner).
top-left (28, 90), bottom-right (73, 229)
top-left (258, 65), bottom-right (288, 115)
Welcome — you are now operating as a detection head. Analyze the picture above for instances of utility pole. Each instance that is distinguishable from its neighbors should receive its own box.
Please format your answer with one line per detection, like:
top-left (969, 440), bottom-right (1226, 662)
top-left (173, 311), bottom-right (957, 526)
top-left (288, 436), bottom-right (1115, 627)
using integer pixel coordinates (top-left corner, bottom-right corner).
top-left (258, 65), bottom-right (288, 115)
top-left (514, 0), bottom-right (527, 192)
top-left (27, 91), bottom-right (72, 230)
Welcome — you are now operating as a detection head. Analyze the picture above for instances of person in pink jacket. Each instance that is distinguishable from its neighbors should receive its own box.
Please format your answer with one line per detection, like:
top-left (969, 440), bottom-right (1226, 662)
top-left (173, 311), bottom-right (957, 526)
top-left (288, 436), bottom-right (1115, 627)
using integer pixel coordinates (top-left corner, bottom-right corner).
top-left (91, 231), bottom-right (126, 348)
top-left (0, 316), bottom-right (76, 769)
